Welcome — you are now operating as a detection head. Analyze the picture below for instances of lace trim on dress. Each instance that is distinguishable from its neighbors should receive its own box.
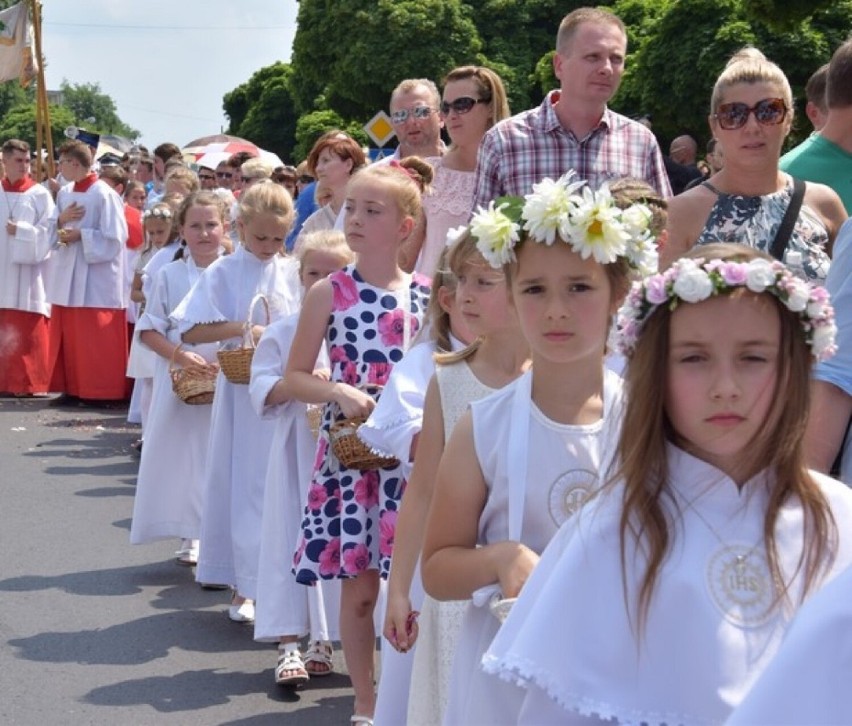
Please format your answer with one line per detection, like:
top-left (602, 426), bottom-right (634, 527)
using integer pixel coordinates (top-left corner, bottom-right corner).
top-left (422, 157), bottom-right (476, 218)
top-left (482, 653), bottom-right (703, 726)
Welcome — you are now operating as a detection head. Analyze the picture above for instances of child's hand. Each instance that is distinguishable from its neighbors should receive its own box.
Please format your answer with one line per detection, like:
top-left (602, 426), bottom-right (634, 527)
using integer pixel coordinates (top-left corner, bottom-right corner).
top-left (248, 324), bottom-right (265, 344)
top-left (495, 541), bottom-right (540, 599)
top-left (333, 384), bottom-right (375, 419)
top-left (312, 368), bottom-right (331, 381)
top-left (177, 350), bottom-right (208, 368)
top-left (58, 202), bottom-right (84, 226)
top-left (383, 592), bottom-right (418, 653)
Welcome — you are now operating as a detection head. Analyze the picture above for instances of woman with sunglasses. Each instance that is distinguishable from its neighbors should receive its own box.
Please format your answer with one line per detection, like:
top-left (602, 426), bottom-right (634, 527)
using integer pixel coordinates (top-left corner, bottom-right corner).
top-left (664, 48), bottom-right (846, 281)
top-left (415, 66), bottom-right (511, 278)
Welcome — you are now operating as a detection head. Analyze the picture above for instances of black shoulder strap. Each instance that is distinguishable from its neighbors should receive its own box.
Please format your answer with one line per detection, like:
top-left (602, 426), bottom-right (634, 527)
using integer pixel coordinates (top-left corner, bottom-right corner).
top-left (770, 177), bottom-right (806, 262)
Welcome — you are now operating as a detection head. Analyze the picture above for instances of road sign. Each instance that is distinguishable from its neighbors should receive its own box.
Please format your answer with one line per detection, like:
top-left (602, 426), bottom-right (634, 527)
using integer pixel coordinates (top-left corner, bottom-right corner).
top-left (364, 110), bottom-right (395, 148)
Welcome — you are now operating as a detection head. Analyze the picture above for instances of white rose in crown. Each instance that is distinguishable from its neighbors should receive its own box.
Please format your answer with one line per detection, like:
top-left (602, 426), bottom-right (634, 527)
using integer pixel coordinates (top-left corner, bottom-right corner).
top-left (745, 259), bottom-right (777, 292)
top-left (784, 279), bottom-right (810, 313)
top-left (812, 322), bottom-right (838, 360)
top-left (672, 264), bottom-right (713, 303)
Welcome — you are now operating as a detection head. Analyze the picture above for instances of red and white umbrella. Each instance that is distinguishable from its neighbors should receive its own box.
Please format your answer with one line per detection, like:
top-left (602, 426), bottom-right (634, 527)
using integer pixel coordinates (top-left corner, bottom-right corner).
top-left (183, 141), bottom-right (284, 169)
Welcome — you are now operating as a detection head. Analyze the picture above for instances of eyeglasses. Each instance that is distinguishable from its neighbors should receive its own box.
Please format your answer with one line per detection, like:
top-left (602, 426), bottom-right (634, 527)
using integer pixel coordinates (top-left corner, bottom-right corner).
top-left (440, 97), bottom-right (489, 116)
top-left (390, 106), bottom-right (435, 125)
top-left (713, 98), bottom-right (788, 130)
top-left (216, 171), bottom-right (233, 179)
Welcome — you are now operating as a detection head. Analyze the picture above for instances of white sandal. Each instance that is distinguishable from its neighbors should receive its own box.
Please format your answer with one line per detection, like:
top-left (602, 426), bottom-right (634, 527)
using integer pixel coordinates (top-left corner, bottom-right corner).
top-left (350, 716), bottom-right (374, 726)
top-left (275, 646), bottom-right (309, 686)
top-left (305, 640), bottom-right (334, 677)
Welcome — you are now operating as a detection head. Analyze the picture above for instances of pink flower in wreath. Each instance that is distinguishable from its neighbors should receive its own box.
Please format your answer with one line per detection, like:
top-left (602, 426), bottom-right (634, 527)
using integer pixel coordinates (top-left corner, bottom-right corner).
top-left (331, 273), bottom-right (359, 311)
top-left (378, 308), bottom-right (419, 347)
top-left (318, 538), bottom-right (341, 577)
top-left (307, 483), bottom-right (329, 511)
top-left (342, 543), bottom-right (371, 574)
top-left (354, 470), bottom-right (379, 508)
top-left (379, 509), bottom-right (397, 558)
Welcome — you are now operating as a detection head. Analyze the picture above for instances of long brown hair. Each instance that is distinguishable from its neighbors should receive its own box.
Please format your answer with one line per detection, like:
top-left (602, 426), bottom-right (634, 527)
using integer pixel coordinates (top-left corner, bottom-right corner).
top-left (618, 243), bottom-right (837, 632)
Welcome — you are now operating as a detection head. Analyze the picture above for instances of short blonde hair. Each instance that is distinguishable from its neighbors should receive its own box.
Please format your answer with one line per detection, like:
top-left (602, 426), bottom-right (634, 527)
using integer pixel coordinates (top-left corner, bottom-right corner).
top-left (238, 179), bottom-right (295, 230)
top-left (297, 229), bottom-right (354, 273)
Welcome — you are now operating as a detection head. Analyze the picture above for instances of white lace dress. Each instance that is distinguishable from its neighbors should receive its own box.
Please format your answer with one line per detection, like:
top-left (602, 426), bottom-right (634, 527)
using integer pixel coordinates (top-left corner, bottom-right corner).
top-left (407, 361), bottom-right (495, 726)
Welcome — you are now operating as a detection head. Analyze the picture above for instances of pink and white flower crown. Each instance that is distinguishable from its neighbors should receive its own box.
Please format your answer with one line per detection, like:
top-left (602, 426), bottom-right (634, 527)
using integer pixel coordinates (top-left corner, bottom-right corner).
top-left (615, 256), bottom-right (837, 360)
top-left (466, 171), bottom-right (659, 275)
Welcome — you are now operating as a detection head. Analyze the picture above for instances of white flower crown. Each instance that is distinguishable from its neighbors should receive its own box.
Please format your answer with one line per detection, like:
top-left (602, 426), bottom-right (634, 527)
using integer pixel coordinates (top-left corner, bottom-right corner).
top-left (615, 256), bottom-right (837, 360)
top-left (142, 207), bottom-right (173, 221)
top-left (466, 171), bottom-right (659, 275)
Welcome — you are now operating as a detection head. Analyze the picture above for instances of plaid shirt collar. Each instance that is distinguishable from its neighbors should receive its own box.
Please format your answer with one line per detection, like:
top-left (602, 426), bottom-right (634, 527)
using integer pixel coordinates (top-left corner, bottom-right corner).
top-left (537, 89), bottom-right (615, 138)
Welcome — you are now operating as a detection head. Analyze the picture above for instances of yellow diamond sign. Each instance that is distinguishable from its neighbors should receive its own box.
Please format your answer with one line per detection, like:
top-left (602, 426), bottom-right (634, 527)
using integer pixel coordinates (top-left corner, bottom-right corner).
top-left (364, 111), bottom-right (396, 147)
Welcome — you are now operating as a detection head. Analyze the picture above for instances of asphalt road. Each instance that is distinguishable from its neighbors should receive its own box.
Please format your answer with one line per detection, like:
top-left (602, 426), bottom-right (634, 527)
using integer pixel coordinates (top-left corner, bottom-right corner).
top-left (0, 396), bottom-right (357, 725)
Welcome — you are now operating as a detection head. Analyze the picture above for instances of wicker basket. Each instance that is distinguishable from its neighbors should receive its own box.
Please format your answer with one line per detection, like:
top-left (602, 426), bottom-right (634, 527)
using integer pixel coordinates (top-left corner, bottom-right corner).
top-left (306, 404), bottom-right (324, 440)
top-left (217, 294), bottom-right (269, 384)
top-left (170, 346), bottom-right (218, 405)
top-left (328, 387), bottom-right (399, 469)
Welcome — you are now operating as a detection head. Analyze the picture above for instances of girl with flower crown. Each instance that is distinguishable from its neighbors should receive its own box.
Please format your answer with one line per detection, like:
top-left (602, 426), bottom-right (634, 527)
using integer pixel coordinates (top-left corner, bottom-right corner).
top-left (481, 242), bottom-right (852, 725)
top-left (282, 163), bottom-right (432, 724)
top-left (420, 172), bottom-right (658, 724)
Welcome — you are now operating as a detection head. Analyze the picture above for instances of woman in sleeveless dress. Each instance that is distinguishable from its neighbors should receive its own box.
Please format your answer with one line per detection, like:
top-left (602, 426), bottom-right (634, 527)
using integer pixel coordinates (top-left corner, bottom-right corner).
top-left (665, 48), bottom-right (846, 281)
top-left (416, 66), bottom-right (510, 278)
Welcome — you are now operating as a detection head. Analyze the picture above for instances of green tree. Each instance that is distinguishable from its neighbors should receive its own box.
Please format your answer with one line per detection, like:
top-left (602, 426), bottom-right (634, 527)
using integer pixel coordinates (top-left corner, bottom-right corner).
top-left (293, 109), bottom-right (368, 163)
top-left (0, 102), bottom-right (76, 150)
top-left (59, 80), bottom-right (139, 140)
top-left (616, 0), bottom-right (852, 149)
top-left (291, 0), bottom-right (482, 120)
top-left (223, 62), bottom-right (298, 162)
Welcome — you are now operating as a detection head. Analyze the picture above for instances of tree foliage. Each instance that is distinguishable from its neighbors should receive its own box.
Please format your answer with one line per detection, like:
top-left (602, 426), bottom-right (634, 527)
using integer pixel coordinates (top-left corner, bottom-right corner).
top-left (224, 0), bottom-right (851, 162)
top-left (59, 80), bottom-right (139, 140)
top-left (293, 109), bottom-right (368, 162)
top-left (0, 102), bottom-right (76, 151)
top-left (224, 62), bottom-right (298, 162)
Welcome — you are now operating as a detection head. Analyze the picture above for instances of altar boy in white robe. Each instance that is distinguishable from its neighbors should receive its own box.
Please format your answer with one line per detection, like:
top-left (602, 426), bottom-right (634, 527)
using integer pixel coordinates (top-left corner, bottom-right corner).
top-left (46, 139), bottom-right (129, 401)
top-left (0, 138), bottom-right (55, 394)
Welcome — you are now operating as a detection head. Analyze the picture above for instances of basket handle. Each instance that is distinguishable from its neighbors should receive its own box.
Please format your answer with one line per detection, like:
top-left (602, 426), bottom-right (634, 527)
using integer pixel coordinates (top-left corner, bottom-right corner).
top-left (169, 343), bottom-right (185, 373)
top-left (328, 384), bottom-right (382, 422)
top-left (242, 293), bottom-right (270, 349)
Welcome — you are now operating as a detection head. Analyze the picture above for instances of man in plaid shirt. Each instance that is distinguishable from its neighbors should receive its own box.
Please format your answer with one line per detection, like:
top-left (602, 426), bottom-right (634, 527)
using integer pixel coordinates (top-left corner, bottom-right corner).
top-left (472, 7), bottom-right (671, 210)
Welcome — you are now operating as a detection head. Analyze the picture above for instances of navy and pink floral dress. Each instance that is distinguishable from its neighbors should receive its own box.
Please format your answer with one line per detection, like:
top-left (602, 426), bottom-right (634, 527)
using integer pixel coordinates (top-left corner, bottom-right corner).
top-left (293, 265), bottom-right (431, 583)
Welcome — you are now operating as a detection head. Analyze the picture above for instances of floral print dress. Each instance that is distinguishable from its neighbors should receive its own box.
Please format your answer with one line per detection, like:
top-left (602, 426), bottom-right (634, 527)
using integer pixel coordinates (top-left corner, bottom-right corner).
top-left (695, 174), bottom-right (830, 282)
top-left (293, 265), bottom-right (431, 583)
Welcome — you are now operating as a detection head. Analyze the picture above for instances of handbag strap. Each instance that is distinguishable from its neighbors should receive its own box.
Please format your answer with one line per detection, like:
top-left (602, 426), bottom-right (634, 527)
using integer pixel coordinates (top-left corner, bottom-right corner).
top-left (769, 177), bottom-right (806, 262)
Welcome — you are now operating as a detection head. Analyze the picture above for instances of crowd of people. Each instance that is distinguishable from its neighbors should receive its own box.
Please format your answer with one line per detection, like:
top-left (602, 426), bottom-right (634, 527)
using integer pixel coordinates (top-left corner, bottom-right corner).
top-left (2, 5), bottom-right (852, 725)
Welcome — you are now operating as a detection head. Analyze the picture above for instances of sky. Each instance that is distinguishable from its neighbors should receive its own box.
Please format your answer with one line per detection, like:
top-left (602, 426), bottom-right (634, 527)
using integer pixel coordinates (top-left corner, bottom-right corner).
top-left (41, 0), bottom-right (299, 153)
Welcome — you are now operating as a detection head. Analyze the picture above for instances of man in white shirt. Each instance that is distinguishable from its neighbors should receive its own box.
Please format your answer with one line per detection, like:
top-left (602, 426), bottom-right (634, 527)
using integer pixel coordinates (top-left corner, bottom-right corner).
top-left (0, 138), bottom-right (55, 394)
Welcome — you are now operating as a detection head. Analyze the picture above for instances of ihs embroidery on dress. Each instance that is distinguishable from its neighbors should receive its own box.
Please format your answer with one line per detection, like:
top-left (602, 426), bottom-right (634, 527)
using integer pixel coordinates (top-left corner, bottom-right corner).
top-left (674, 488), bottom-right (779, 627)
top-left (707, 544), bottom-right (775, 627)
top-left (548, 469), bottom-right (597, 526)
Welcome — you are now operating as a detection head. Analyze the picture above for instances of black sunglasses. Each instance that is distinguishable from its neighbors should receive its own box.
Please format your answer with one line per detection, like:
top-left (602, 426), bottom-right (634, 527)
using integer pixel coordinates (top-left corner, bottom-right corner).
top-left (299, 175), bottom-right (314, 184)
top-left (440, 96), bottom-right (490, 116)
top-left (713, 98), bottom-right (787, 130)
top-left (216, 171), bottom-right (233, 179)
top-left (198, 173), bottom-right (215, 181)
